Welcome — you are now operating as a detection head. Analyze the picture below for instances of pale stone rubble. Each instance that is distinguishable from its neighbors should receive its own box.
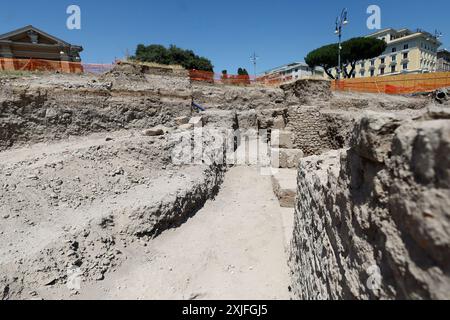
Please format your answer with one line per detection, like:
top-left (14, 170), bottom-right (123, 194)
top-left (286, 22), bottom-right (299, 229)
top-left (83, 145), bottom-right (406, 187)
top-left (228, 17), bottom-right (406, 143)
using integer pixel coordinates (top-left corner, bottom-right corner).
top-left (1, 64), bottom-right (448, 300)
top-left (289, 110), bottom-right (450, 300)
top-left (271, 169), bottom-right (297, 208)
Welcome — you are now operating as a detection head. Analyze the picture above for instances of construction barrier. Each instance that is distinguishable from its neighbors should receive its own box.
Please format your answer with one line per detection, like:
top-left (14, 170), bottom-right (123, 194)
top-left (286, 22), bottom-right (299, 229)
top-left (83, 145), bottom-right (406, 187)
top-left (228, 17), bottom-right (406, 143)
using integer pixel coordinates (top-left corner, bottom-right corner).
top-left (0, 59), bottom-right (261, 84)
top-left (331, 72), bottom-right (450, 94)
top-left (0, 58), bottom-right (333, 89)
top-left (0, 57), bottom-right (115, 74)
top-left (82, 63), bottom-right (115, 74)
top-left (256, 74), bottom-right (292, 87)
top-left (189, 70), bottom-right (255, 85)
top-left (0, 57), bottom-right (83, 73)
top-left (188, 70), bottom-right (300, 87)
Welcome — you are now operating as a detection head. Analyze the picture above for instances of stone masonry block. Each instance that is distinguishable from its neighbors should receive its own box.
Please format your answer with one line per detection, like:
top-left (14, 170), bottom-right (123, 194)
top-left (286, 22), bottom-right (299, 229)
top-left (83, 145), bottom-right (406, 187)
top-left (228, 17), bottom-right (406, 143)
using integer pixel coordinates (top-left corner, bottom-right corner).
top-left (272, 130), bottom-right (294, 149)
top-left (271, 148), bottom-right (304, 169)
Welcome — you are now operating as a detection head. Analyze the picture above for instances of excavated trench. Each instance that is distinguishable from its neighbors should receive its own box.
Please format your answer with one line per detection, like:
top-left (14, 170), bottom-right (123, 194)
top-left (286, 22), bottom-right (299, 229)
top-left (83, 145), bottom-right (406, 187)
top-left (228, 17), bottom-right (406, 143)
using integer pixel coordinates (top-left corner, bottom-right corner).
top-left (0, 128), bottom-right (229, 299)
top-left (2, 67), bottom-right (447, 300)
top-left (0, 73), bottom-right (292, 299)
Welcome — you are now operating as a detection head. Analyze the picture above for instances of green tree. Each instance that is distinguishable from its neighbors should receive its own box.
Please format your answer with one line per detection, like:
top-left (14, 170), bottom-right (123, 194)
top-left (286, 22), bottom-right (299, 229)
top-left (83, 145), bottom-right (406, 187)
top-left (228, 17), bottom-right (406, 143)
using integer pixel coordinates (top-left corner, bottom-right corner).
top-left (221, 70), bottom-right (228, 80)
top-left (305, 37), bottom-right (387, 79)
top-left (236, 68), bottom-right (250, 84)
top-left (134, 44), bottom-right (170, 65)
top-left (341, 37), bottom-right (387, 78)
top-left (237, 68), bottom-right (249, 76)
top-left (192, 57), bottom-right (214, 72)
top-left (133, 44), bottom-right (214, 72)
top-left (305, 44), bottom-right (339, 79)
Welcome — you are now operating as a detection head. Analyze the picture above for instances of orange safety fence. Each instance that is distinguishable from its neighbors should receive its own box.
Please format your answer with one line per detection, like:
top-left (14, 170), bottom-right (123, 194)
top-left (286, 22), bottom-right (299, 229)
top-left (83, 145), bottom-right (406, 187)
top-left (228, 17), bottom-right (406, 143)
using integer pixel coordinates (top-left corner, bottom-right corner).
top-left (188, 69), bottom-right (287, 87)
top-left (0, 57), bottom-right (115, 74)
top-left (257, 74), bottom-right (292, 87)
top-left (0, 58), bottom-right (336, 89)
top-left (82, 63), bottom-right (115, 74)
top-left (1, 58), bottom-right (278, 85)
top-left (189, 70), bottom-right (254, 85)
top-left (331, 72), bottom-right (450, 94)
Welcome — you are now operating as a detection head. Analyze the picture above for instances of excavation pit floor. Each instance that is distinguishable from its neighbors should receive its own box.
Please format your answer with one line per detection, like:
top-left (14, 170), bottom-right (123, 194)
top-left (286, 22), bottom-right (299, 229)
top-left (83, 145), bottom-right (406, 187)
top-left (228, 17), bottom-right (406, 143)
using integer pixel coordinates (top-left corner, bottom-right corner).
top-left (40, 166), bottom-right (293, 300)
top-left (0, 130), bottom-right (293, 300)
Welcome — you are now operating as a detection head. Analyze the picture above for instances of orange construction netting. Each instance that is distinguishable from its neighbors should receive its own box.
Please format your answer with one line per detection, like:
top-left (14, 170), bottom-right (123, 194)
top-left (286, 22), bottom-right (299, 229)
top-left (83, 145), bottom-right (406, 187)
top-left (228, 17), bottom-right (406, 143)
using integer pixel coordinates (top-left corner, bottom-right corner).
top-left (1, 57), bottom-right (291, 86)
top-left (331, 72), bottom-right (450, 94)
top-left (188, 70), bottom-right (287, 87)
top-left (189, 70), bottom-right (254, 85)
top-left (6, 57), bottom-right (449, 93)
top-left (0, 57), bottom-right (114, 74)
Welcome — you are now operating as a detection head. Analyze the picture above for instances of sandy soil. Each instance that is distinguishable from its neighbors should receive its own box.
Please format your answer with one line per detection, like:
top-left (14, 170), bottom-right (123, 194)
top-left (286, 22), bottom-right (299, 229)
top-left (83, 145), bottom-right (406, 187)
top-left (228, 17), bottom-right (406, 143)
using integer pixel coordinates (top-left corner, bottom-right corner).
top-left (0, 128), bottom-right (229, 299)
top-left (36, 166), bottom-right (292, 300)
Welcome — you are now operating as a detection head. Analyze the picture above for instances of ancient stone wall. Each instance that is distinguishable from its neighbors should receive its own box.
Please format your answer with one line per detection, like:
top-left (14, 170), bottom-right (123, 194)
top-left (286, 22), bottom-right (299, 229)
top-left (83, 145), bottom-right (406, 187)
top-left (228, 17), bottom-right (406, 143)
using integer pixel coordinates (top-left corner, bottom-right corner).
top-left (285, 106), bottom-right (357, 156)
top-left (289, 110), bottom-right (450, 300)
top-left (285, 106), bottom-right (330, 156)
top-left (281, 79), bottom-right (332, 107)
top-left (192, 83), bottom-right (286, 111)
top-left (0, 67), bottom-right (290, 151)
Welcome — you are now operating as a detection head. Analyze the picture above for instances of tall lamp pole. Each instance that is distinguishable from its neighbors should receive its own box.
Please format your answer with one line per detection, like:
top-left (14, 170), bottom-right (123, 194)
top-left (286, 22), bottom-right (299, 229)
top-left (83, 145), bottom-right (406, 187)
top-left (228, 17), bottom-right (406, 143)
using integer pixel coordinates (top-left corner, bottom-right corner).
top-left (250, 52), bottom-right (259, 79)
top-left (433, 30), bottom-right (443, 72)
top-left (335, 8), bottom-right (349, 80)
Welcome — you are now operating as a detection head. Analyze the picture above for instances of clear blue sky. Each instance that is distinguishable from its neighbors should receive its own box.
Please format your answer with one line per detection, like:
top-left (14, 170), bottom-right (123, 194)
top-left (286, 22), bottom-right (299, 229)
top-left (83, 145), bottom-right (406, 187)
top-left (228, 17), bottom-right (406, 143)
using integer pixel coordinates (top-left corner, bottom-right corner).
top-left (1, 0), bottom-right (449, 74)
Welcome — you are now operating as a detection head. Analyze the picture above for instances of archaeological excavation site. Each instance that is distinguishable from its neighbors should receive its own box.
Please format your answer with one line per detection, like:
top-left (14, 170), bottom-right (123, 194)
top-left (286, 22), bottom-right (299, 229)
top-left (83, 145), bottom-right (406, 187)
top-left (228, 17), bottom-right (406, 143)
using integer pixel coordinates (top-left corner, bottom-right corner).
top-left (0, 62), bottom-right (449, 300)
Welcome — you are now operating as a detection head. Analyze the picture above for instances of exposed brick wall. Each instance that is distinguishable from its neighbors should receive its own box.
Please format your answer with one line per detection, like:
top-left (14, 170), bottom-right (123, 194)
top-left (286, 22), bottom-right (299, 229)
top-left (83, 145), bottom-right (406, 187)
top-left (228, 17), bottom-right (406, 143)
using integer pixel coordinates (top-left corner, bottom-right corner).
top-left (286, 106), bottom-right (332, 156)
top-left (286, 106), bottom-right (358, 156)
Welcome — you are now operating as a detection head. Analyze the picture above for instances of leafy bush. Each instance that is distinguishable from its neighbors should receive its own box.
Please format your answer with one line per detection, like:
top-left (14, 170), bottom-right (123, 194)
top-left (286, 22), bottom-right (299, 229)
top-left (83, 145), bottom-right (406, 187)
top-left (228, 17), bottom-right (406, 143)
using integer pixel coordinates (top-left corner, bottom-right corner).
top-left (133, 44), bottom-right (214, 72)
top-left (237, 68), bottom-right (249, 76)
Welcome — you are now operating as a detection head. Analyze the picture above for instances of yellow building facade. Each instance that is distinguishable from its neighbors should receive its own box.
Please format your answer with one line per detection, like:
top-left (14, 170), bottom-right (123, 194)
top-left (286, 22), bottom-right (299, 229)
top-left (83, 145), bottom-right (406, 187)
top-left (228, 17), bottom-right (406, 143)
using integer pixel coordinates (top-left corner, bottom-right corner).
top-left (349, 28), bottom-right (441, 78)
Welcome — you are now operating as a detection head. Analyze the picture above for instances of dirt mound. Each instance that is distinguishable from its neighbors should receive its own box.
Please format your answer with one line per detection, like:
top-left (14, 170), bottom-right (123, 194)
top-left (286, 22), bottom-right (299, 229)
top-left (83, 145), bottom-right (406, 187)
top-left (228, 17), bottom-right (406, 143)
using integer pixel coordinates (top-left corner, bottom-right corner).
top-left (280, 79), bottom-right (430, 111)
top-left (0, 81), bottom-right (191, 152)
top-left (331, 91), bottom-right (430, 111)
top-left (0, 129), bottom-right (226, 300)
top-left (99, 62), bottom-right (148, 89)
top-left (281, 79), bottom-right (331, 105)
top-left (192, 83), bottom-right (286, 111)
top-left (99, 62), bottom-right (191, 90)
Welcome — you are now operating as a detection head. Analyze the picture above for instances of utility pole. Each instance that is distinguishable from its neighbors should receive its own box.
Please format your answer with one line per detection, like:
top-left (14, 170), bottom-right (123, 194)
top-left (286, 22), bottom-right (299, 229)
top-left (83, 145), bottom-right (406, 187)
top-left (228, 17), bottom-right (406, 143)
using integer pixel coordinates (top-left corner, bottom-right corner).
top-left (433, 30), bottom-right (443, 72)
top-left (335, 8), bottom-right (349, 80)
top-left (250, 52), bottom-right (259, 79)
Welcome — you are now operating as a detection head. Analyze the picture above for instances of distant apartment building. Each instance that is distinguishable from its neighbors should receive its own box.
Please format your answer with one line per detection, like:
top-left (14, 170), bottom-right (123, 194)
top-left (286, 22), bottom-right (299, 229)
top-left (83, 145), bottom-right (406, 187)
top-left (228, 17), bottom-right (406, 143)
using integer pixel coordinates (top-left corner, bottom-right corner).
top-left (261, 62), bottom-right (325, 84)
top-left (350, 28), bottom-right (442, 78)
top-left (437, 49), bottom-right (450, 72)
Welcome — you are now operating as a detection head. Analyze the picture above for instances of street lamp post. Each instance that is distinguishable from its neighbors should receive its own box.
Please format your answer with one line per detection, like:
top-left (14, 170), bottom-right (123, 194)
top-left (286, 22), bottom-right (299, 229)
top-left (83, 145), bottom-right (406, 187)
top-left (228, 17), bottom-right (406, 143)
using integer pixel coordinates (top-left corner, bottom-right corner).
top-left (250, 52), bottom-right (259, 80)
top-left (335, 8), bottom-right (349, 80)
